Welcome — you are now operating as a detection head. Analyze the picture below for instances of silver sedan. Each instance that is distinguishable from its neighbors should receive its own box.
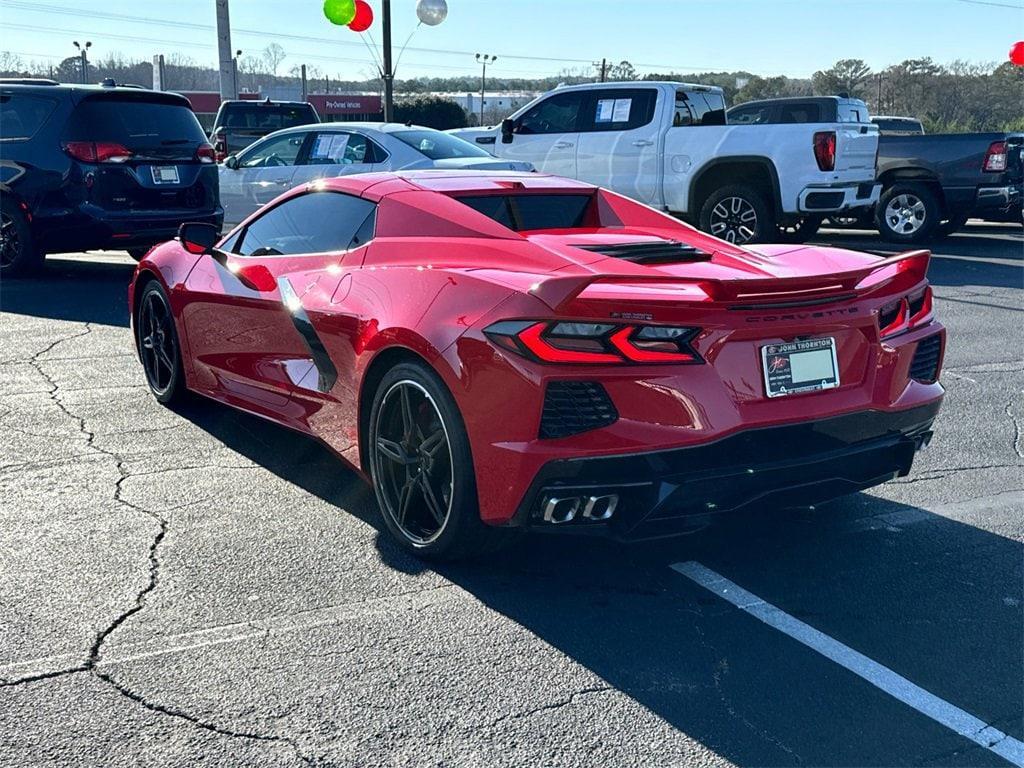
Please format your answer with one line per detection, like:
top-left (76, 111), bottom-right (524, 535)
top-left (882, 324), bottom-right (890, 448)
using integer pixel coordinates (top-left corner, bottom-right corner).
top-left (218, 122), bottom-right (534, 228)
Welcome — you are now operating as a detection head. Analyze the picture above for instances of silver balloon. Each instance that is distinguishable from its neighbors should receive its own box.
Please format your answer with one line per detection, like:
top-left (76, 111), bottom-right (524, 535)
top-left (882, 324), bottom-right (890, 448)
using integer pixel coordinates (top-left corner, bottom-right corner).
top-left (416, 0), bottom-right (448, 26)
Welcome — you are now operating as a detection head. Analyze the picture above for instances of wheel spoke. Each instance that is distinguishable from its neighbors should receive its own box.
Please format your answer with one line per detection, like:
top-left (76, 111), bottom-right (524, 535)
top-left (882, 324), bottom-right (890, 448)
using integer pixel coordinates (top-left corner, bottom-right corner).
top-left (396, 480), bottom-right (415, 525)
top-left (418, 474), bottom-right (446, 526)
top-left (399, 385), bottom-right (415, 440)
top-left (156, 345), bottom-right (174, 373)
top-left (419, 428), bottom-right (446, 459)
top-left (376, 437), bottom-right (410, 465)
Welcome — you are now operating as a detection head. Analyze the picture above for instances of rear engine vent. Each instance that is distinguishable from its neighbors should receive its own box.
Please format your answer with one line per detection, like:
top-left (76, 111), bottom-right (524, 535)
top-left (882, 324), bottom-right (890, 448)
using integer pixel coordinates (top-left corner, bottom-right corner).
top-left (576, 241), bottom-right (711, 265)
top-left (540, 381), bottom-right (618, 439)
top-left (909, 334), bottom-right (942, 383)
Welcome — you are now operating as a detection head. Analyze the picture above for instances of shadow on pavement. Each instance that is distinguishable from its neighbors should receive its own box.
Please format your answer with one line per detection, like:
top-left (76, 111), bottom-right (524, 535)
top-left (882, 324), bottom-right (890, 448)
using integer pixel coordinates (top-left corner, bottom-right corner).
top-left (179, 393), bottom-right (1023, 767)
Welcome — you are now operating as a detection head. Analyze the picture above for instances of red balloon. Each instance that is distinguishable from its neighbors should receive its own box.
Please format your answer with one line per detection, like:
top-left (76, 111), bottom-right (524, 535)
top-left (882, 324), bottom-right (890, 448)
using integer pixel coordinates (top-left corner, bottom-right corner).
top-left (349, 0), bottom-right (374, 32)
top-left (1010, 41), bottom-right (1024, 66)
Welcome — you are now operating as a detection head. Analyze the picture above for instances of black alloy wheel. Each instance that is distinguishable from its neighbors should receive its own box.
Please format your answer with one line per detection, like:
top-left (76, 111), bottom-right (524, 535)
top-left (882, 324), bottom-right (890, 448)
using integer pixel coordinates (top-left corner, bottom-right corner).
top-left (0, 202), bottom-right (42, 276)
top-left (137, 282), bottom-right (185, 404)
top-left (372, 379), bottom-right (454, 546)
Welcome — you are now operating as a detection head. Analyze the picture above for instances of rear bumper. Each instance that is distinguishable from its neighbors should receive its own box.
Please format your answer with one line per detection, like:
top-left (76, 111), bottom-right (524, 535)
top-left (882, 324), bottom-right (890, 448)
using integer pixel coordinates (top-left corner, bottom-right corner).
top-left (974, 183), bottom-right (1022, 212)
top-left (798, 182), bottom-right (881, 213)
top-left (508, 400), bottom-right (941, 540)
top-left (35, 206), bottom-right (223, 252)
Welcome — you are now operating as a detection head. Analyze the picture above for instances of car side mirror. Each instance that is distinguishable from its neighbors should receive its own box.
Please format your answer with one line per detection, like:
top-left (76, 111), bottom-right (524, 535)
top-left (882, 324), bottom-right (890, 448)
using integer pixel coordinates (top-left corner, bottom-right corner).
top-left (178, 222), bottom-right (220, 255)
top-left (224, 155), bottom-right (239, 170)
top-left (500, 118), bottom-right (515, 144)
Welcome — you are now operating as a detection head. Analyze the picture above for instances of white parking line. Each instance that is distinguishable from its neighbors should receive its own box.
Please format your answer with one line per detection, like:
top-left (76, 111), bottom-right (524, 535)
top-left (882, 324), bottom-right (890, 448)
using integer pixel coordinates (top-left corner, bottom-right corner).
top-left (672, 561), bottom-right (1024, 767)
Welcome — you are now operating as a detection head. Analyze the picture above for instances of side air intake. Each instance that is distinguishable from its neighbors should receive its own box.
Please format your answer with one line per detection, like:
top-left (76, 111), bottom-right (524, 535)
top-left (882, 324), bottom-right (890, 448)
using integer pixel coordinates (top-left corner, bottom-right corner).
top-left (909, 334), bottom-right (942, 383)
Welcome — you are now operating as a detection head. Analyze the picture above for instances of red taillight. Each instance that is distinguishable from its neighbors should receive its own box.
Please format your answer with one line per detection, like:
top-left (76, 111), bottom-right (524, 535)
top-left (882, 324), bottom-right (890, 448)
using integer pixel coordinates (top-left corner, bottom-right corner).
top-left (813, 130), bottom-right (836, 172)
top-left (485, 320), bottom-right (702, 365)
top-left (880, 285), bottom-right (934, 339)
top-left (62, 141), bottom-right (134, 163)
top-left (196, 143), bottom-right (216, 163)
top-left (879, 298), bottom-right (909, 337)
top-left (983, 141), bottom-right (1007, 172)
top-left (213, 130), bottom-right (227, 163)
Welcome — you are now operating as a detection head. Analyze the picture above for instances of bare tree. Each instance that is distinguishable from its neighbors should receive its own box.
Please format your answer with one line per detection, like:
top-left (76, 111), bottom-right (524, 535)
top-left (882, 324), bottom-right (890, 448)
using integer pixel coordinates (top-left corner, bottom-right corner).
top-left (262, 43), bottom-right (287, 76)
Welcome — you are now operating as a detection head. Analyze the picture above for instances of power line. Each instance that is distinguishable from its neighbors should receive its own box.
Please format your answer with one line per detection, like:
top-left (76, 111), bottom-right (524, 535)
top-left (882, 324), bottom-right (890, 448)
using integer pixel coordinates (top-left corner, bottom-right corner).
top-left (952, 0), bottom-right (1023, 8)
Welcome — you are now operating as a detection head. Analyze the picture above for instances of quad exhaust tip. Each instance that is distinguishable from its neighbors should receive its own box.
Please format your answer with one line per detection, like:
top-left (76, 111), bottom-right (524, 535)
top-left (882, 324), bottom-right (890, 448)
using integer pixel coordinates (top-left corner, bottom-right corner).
top-left (542, 494), bottom-right (618, 524)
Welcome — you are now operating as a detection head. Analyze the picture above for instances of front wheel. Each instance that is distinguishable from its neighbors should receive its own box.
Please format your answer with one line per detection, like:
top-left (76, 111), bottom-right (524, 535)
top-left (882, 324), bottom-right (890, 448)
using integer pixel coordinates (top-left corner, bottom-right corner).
top-left (136, 281), bottom-right (187, 404)
top-left (368, 360), bottom-right (513, 560)
top-left (699, 185), bottom-right (775, 245)
top-left (776, 215), bottom-right (823, 244)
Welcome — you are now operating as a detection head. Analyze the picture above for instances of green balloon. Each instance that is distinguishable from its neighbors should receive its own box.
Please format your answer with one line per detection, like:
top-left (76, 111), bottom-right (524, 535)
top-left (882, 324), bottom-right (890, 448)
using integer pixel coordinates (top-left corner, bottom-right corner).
top-left (323, 0), bottom-right (356, 25)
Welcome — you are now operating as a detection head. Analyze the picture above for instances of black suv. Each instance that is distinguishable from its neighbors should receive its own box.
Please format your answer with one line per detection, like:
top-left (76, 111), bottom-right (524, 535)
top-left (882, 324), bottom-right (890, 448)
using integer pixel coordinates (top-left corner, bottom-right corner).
top-left (0, 79), bottom-right (223, 275)
top-left (211, 98), bottom-right (320, 161)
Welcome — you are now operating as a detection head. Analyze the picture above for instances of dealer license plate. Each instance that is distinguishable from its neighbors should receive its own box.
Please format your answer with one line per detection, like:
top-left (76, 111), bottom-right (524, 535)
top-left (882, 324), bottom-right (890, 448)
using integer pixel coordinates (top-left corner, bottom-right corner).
top-left (151, 165), bottom-right (180, 184)
top-left (761, 337), bottom-right (840, 398)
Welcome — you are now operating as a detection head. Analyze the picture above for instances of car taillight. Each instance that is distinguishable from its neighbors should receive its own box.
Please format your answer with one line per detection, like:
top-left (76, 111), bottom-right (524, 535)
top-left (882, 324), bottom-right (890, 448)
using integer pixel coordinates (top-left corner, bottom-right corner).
top-left (62, 141), bottom-right (134, 163)
top-left (813, 130), bottom-right (836, 172)
top-left (879, 286), bottom-right (934, 339)
top-left (213, 130), bottom-right (227, 162)
top-left (196, 143), bottom-right (216, 163)
top-left (484, 320), bottom-right (703, 365)
top-left (983, 141), bottom-right (1007, 172)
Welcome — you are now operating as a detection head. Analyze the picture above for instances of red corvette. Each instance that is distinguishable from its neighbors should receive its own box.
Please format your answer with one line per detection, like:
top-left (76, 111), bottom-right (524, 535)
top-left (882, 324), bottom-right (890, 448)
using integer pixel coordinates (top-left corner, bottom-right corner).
top-left (129, 171), bottom-right (944, 559)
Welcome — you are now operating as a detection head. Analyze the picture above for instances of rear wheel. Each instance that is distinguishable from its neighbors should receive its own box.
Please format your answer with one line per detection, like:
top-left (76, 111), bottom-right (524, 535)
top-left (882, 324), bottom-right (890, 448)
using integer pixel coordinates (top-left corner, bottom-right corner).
top-left (368, 360), bottom-right (514, 560)
top-left (935, 213), bottom-right (970, 239)
top-left (699, 185), bottom-right (775, 244)
top-left (136, 281), bottom-right (187, 404)
top-left (0, 201), bottom-right (43, 277)
top-left (776, 215), bottom-right (823, 244)
top-left (875, 182), bottom-right (940, 244)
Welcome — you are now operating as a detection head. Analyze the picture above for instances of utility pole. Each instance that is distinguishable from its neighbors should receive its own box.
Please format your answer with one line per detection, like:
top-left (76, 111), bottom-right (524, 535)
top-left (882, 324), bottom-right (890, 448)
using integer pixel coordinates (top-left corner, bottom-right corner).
top-left (72, 41), bottom-right (91, 84)
top-left (381, 0), bottom-right (394, 121)
top-left (594, 58), bottom-right (608, 83)
top-left (152, 54), bottom-right (165, 91)
top-left (215, 0), bottom-right (234, 102)
top-left (475, 54), bottom-right (496, 126)
top-left (301, 64), bottom-right (308, 102)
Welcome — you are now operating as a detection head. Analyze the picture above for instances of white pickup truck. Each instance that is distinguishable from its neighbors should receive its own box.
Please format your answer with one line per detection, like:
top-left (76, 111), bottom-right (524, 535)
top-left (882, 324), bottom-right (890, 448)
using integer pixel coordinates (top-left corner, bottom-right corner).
top-left (451, 81), bottom-right (881, 244)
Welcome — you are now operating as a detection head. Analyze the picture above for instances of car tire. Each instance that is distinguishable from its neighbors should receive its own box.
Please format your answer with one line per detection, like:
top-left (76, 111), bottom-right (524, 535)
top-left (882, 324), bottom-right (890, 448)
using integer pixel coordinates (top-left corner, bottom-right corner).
top-left (368, 360), bottom-right (515, 561)
top-left (776, 215), bottom-right (823, 244)
top-left (128, 247), bottom-right (151, 261)
top-left (935, 213), bottom-right (970, 239)
top-left (0, 200), bottom-right (44, 277)
top-left (136, 280), bottom-right (187, 405)
top-left (875, 182), bottom-right (940, 244)
top-left (699, 185), bottom-right (775, 245)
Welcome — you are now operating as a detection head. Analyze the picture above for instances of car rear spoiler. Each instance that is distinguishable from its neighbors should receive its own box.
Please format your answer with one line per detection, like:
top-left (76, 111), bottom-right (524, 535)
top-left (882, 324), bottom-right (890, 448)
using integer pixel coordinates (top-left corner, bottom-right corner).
top-left (529, 250), bottom-right (931, 311)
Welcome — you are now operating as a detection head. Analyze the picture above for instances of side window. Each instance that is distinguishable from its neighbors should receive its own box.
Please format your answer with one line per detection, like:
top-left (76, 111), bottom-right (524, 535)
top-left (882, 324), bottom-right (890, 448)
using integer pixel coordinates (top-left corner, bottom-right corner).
top-left (583, 89), bottom-right (657, 132)
top-left (515, 92), bottom-right (584, 135)
top-left (0, 92), bottom-right (58, 141)
top-left (218, 229), bottom-right (243, 254)
top-left (779, 103), bottom-right (821, 123)
top-left (237, 192), bottom-right (376, 256)
top-left (238, 133), bottom-right (306, 168)
top-left (304, 132), bottom-right (381, 165)
top-left (677, 91), bottom-right (727, 127)
top-left (728, 105), bottom-right (771, 125)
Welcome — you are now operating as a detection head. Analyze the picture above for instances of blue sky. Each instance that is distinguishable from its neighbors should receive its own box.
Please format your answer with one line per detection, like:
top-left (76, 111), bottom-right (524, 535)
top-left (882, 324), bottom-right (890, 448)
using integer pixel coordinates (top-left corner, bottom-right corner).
top-left (1, 0), bottom-right (1021, 80)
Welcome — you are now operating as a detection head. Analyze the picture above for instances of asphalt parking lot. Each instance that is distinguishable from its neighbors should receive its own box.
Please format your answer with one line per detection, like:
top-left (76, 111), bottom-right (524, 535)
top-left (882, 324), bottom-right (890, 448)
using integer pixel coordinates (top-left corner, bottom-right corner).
top-left (1, 223), bottom-right (1021, 767)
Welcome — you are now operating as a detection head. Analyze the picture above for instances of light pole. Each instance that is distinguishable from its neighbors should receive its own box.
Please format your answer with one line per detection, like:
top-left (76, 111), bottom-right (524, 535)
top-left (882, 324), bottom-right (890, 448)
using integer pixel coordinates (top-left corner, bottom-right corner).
top-left (233, 49), bottom-right (242, 97)
top-left (72, 41), bottom-right (91, 84)
top-left (382, 0), bottom-right (394, 121)
top-left (475, 53), bottom-right (496, 126)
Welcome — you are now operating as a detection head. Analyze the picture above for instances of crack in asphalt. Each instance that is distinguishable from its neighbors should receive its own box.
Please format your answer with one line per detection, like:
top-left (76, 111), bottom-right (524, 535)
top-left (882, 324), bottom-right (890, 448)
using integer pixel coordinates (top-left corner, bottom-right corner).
top-left (487, 685), bottom-right (614, 727)
top-left (0, 325), bottom-right (321, 766)
top-left (1006, 402), bottom-right (1024, 460)
top-left (891, 463), bottom-right (1023, 485)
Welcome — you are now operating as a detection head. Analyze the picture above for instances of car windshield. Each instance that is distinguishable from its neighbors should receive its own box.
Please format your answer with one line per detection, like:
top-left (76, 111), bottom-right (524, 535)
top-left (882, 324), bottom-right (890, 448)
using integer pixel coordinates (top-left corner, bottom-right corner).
top-left (392, 129), bottom-right (491, 160)
top-left (455, 194), bottom-right (593, 231)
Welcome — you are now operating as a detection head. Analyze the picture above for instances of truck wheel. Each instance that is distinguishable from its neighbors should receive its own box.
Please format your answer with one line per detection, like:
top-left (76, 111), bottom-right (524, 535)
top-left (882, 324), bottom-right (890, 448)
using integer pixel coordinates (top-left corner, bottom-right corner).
top-left (0, 200), bottom-right (44, 277)
top-left (935, 213), bottom-right (970, 239)
top-left (876, 182), bottom-right (940, 244)
top-left (699, 185), bottom-right (775, 245)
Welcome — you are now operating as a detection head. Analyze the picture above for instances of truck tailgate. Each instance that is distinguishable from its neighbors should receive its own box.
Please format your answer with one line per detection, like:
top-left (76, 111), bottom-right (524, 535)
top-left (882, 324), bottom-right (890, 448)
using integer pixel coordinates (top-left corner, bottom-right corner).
top-left (835, 124), bottom-right (879, 173)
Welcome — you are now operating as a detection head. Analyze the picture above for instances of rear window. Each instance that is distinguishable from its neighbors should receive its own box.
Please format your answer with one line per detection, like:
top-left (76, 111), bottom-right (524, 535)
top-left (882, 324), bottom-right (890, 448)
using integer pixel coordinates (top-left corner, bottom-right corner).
top-left (67, 98), bottom-right (206, 149)
top-left (779, 103), bottom-right (822, 123)
top-left (0, 92), bottom-right (58, 141)
top-left (222, 104), bottom-right (318, 130)
top-left (456, 194), bottom-right (593, 231)
top-left (391, 129), bottom-right (491, 159)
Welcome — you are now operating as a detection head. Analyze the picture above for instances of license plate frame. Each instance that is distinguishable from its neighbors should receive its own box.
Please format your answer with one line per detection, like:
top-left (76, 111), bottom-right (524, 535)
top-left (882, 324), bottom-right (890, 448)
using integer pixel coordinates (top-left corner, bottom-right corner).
top-left (761, 337), bottom-right (840, 398)
top-left (151, 165), bottom-right (180, 185)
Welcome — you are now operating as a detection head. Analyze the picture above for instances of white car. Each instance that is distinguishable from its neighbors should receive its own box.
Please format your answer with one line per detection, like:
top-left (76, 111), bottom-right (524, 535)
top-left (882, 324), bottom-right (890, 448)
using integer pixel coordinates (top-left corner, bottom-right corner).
top-left (218, 123), bottom-right (534, 228)
top-left (451, 82), bottom-right (882, 244)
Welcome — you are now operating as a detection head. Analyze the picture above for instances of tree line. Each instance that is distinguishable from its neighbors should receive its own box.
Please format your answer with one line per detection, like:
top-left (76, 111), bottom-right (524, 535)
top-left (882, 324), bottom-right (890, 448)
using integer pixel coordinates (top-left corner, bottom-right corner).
top-left (1, 49), bottom-right (1020, 132)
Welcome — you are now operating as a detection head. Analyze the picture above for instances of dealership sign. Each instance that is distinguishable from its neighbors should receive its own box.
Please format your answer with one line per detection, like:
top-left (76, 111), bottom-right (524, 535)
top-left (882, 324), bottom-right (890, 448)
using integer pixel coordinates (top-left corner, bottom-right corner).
top-left (307, 94), bottom-right (383, 115)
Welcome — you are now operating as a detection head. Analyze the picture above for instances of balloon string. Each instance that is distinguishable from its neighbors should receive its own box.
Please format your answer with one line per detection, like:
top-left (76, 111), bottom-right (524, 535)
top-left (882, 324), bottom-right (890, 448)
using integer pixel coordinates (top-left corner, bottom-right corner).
top-left (393, 22), bottom-right (422, 75)
top-left (357, 30), bottom-right (383, 74)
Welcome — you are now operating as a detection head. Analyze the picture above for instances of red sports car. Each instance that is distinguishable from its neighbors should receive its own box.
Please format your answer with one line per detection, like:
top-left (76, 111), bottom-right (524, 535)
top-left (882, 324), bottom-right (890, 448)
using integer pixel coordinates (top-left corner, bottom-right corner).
top-left (129, 171), bottom-right (944, 559)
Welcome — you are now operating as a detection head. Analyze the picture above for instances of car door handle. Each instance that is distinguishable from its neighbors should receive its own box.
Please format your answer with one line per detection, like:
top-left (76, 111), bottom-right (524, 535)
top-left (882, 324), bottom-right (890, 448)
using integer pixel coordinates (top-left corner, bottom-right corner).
top-left (632, 139), bottom-right (654, 147)
top-left (554, 141), bottom-right (574, 149)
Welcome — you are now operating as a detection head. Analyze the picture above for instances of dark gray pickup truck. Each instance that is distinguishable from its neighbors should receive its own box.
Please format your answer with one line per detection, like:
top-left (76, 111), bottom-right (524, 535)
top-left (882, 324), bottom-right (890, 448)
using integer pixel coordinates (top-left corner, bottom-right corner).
top-left (875, 132), bottom-right (1023, 242)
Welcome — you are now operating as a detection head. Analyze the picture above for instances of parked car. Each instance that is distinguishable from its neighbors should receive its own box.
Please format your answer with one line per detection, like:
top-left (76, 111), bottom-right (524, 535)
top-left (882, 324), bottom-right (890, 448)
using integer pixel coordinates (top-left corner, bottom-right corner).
top-left (728, 95), bottom-right (871, 125)
top-left (210, 98), bottom-right (320, 161)
top-left (218, 122), bottom-right (534, 228)
top-left (130, 170), bottom-right (944, 558)
top-left (872, 116), bottom-right (925, 136)
top-left (0, 78), bottom-right (221, 275)
top-left (874, 132), bottom-right (1023, 241)
top-left (450, 82), bottom-right (881, 245)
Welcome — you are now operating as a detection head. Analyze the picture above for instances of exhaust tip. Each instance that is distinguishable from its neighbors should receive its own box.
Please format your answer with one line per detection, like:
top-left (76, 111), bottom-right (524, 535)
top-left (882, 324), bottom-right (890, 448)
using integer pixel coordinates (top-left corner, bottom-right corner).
top-left (542, 496), bottom-right (581, 524)
top-left (582, 494), bottom-right (618, 521)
